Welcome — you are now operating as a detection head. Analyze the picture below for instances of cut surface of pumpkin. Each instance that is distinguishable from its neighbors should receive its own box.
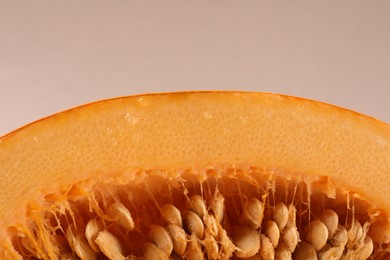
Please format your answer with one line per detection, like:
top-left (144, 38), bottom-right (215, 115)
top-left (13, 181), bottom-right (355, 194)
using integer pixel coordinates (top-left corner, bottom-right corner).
top-left (0, 92), bottom-right (389, 259)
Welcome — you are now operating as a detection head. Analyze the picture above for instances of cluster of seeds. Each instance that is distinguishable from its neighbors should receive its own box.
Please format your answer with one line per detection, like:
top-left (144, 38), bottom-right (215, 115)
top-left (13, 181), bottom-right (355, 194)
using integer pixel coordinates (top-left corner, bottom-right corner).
top-left (64, 202), bottom-right (134, 259)
top-left (10, 174), bottom-right (383, 259)
top-left (62, 195), bottom-right (374, 259)
top-left (294, 210), bottom-right (373, 260)
top-left (144, 192), bottom-right (236, 259)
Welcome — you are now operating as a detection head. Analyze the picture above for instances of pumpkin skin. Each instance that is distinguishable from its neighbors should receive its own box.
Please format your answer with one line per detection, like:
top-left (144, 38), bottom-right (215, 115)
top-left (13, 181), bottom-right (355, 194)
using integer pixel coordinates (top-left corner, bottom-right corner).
top-left (0, 91), bottom-right (389, 258)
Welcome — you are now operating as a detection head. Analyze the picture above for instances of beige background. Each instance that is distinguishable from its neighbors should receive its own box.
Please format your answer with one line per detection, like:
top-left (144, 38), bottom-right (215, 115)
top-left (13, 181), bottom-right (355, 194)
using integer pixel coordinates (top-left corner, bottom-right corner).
top-left (1, 1), bottom-right (389, 136)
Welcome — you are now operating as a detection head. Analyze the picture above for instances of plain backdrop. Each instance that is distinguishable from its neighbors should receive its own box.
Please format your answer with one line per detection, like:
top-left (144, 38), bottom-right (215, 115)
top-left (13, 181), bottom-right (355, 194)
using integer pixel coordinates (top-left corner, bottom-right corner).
top-left (1, 1), bottom-right (389, 136)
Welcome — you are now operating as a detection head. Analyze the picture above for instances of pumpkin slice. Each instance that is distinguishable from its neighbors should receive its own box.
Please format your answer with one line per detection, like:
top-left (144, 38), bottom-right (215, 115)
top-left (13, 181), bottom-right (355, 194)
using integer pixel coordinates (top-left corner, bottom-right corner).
top-left (0, 92), bottom-right (389, 259)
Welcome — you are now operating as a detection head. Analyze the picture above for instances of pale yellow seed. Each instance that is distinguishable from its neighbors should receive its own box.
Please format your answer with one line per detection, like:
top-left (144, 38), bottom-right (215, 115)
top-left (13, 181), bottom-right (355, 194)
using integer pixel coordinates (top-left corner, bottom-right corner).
top-left (160, 204), bottom-right (182, 227)
top-left (273, 203), bottom-right (289, 231)
top-left (148, 225), bottom-right (173, 255)
top-left (107, 202), bottom-right (134, 231)
top-left (275, 245), bottom-right (292, 260)
top-left (330, 226), bottom-right (348, 248)
top-left (319, 209), bottom-right (339, 238)
top-left (239, 198), bottom-right (264, 230)
top-left (166, 224), bottom-right (187, 256)
top-left (348, 220), bottom-right (363, 246)
top-left (204, 214), bottom-right (219, 237)
top-left (360, 222), bottom-right (371, 244)
top-left (95, 230), bottom-right (125, 260)
top-left (203, 233), bottom-right (220, 259)
top-left (65, 224), bottom-right (77, 243)
top-left (210, 191), bottom-right (225, 223)
top-left (232, 226), bottom-right (260, 258)
top-left (292, 241), bottom-right (317, 260)
top-left (85, 219), bottom-right (103, 252)
top-left (185, 235), bottom-right (205, 260)
top-left (318, 244), bottom-right (343, 260)
top-left (264, 220), bottom-right (280, 248)
top-left (259, 234), bottom-right (275, 260)
top-left (184, 211), bottom-right (205, 239)
top-left (305, 220), bottom-right (328, 251)
top-left (190, 195), bottom-right (208, 219)
top-left (281, 226), bottom-right (300, 252)
top-left (287, 204), bottom-right (297, 228)
top-left (65, 224), bottom-right (96, 260)
top-left (356, 236), bottom-right (374, 260)
top-left (143, 242), bottom-right (169, 260)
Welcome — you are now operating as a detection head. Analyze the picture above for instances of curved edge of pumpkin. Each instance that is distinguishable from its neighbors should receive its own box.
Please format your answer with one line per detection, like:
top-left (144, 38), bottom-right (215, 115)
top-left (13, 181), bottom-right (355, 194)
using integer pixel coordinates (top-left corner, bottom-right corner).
top-left (1, 91), bottom-right (389, 141)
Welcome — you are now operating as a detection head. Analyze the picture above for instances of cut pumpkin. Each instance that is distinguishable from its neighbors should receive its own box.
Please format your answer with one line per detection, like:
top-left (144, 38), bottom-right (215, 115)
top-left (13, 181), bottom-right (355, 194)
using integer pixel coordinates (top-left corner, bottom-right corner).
top-left (0, 91), bottom-right (389, 259)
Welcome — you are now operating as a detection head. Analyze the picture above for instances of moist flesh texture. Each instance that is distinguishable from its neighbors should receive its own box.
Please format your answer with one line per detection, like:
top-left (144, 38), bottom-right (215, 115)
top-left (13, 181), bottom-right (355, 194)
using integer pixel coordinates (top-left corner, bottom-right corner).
top-left (6, 166), bottom-right (390, 259)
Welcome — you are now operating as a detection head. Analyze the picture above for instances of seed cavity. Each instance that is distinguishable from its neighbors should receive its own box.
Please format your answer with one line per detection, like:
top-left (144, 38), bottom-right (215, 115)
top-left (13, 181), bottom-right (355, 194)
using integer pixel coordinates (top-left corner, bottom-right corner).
top-left (8, 168), bottom-right (387, 259)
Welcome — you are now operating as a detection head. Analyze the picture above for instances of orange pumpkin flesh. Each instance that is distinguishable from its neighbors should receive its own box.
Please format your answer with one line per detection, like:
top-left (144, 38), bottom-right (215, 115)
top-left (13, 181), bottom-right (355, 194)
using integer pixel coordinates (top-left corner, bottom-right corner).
top-left (0, 92), bottom-right (389, 259)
